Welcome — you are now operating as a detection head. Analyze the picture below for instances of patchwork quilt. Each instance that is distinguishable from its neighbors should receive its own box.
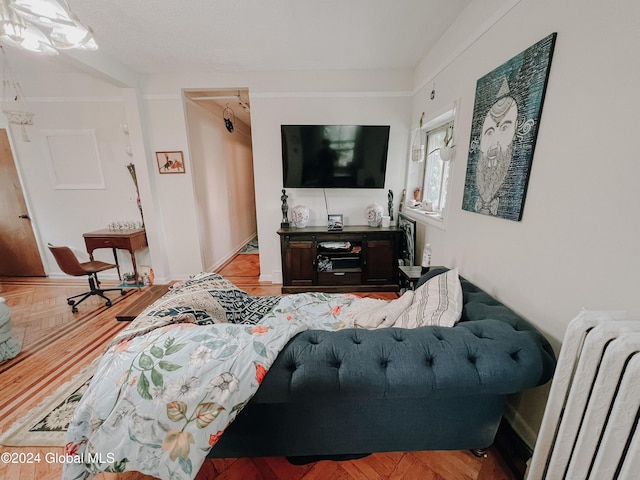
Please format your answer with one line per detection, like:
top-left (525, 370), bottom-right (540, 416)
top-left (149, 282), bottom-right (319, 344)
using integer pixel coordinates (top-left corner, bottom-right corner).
top-left (62, 273), bottom-right (367, 480)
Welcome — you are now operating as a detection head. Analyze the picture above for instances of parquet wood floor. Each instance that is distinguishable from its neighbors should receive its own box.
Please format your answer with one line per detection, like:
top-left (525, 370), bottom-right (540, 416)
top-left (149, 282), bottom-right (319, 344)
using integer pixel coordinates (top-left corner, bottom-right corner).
top-left (0, 254), bottom-right (516, 480)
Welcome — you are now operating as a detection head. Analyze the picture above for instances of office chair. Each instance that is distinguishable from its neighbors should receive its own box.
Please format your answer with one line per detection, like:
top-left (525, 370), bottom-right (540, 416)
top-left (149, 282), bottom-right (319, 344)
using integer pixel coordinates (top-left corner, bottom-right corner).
top-left (48, 244), bottom-right (127, 313)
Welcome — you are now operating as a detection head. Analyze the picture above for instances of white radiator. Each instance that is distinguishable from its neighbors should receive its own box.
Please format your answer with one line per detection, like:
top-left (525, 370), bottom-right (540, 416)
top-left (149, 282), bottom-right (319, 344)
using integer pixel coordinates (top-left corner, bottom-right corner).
top-left (527, 310), bottom-right (640, 480)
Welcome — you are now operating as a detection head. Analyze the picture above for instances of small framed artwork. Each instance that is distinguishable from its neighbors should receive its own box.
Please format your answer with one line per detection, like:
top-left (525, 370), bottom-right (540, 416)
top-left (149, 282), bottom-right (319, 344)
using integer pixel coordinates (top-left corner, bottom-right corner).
top-left (156, 151), bottom-right (185, 174)
top-left (327, 214), bottom-right (343, 231)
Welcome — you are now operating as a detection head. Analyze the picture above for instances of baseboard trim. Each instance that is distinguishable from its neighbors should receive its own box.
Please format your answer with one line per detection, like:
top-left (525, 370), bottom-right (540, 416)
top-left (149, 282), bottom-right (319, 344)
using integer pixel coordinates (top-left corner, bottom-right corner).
top-left (504, 402), bottom-right (537, 451)
top-left (495, 418), bottom-right (532, 480)
top-left (208, 232), bottom-right (258, 273)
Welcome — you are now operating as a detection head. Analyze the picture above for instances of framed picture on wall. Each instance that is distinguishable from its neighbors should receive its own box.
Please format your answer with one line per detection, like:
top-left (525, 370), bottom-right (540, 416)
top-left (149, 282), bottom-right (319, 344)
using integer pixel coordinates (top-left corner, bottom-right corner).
top-left (462, 33), bottom-right (557, 221)
top-left (397, 213), bottom-right (416, 266)
top-left (156, 151), bottom-right (185, 174)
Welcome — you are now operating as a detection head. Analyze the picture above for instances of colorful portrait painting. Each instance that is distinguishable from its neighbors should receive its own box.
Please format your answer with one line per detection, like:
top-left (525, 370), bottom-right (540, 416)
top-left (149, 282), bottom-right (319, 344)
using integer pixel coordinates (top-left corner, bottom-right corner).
top-left (462, 33), bottom-right (557, 221)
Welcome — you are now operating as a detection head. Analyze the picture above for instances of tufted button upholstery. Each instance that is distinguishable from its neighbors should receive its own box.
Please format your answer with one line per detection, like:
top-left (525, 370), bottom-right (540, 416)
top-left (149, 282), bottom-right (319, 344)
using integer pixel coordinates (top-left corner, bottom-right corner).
top-left (211, 272), bottom-right (558, 460)
top-left (252, 275), bottom-right (555, 404)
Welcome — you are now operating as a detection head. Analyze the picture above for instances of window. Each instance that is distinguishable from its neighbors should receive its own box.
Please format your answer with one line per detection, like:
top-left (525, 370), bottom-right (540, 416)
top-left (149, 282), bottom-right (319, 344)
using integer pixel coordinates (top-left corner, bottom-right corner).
top-left (403, 105), bottom-right (456, 227)
top-left (423, 125), bottom-right (450, 212)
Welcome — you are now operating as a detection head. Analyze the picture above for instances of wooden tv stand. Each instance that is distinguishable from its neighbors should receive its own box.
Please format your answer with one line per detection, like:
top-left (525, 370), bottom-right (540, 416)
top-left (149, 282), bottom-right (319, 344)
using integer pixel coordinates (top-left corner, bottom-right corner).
top-left (277, 225), bottom-right (401, 294)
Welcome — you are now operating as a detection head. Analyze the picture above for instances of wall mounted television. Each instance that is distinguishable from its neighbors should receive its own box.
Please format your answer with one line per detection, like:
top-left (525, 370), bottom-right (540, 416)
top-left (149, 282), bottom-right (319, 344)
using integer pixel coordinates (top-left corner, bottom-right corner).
top-left (281, 124), bottom-right (390, 188)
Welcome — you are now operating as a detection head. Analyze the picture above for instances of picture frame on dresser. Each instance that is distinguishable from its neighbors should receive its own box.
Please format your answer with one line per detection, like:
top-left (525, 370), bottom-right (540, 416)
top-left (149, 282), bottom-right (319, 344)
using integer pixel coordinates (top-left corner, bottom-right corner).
top-left (327, 214), bottom-right (343, 231)
top-left (398, 213), bottom-right (416, 266)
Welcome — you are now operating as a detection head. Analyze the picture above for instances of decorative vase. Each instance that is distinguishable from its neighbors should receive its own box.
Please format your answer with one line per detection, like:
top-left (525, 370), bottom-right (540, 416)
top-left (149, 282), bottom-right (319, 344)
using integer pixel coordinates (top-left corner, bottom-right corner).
top-left (365, 202), bottom-right (384, 227)
top-left (291, 205), bottom-right (310, 228)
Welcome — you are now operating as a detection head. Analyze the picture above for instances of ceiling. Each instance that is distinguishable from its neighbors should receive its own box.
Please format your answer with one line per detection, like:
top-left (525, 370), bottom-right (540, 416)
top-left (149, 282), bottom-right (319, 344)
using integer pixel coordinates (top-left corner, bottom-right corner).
top-left (1, 0), bottom-right (471, 76)
top-left (1, 1), bottom-right (472, 129)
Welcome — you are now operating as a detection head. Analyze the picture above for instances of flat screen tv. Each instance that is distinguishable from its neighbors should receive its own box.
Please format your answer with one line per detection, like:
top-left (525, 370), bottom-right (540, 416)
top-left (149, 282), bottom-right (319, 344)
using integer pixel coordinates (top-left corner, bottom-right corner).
top-left (281, 124), bottom-right (390, 188)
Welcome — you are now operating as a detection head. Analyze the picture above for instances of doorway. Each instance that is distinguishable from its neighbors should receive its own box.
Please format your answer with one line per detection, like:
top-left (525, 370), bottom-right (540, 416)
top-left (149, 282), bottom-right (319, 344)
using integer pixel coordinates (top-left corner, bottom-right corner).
top-left (0, 128), bottom-right (45, 277)
top-left (183, 89), bottom-right (258, 272)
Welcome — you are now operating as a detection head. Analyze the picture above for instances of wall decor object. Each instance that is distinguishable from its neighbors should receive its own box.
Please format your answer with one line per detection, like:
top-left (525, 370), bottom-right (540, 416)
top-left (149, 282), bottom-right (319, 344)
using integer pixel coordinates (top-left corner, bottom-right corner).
top-left (280, 189), bottom-right (290, 228)
top-left (410, 113), bottom-right (425, 163)
top-left (439, 123), bottom-right (455, 161)
top-left (126, 163), bottom-right (145, 228)
top-left (365, 202), bottom-right (384, 227)
top-left (398, 188), bottom-right (406, 213)
top-left (223, 103), bottom-right (235, 133)
top-left (291, 205), bottom-right (310, 228)
top-left (2, 47), bottom-right (34, 142)
top-left (462, 32), bottom-right (557, 221)
top-left (156, 151), bottom-right (185, 174)
top-left (397, 213), bottom-right (416, 266)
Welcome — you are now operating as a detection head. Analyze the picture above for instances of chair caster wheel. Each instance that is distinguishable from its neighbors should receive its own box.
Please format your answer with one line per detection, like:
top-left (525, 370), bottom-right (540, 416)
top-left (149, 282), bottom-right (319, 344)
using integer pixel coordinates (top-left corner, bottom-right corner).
top-left (120, 290), bottom-right (127, 296)
top-left (105, 300), bottom-right (112, 307)
top-left (68, 299), bottom-right (75, 306)
top-left (72, 306), bottom-right (78, 313)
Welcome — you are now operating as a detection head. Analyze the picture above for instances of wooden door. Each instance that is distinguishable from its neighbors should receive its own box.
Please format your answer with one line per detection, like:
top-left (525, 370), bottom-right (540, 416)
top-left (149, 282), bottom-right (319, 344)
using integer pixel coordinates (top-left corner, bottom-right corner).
top-left (363, 238), bottom-right (396, 284)
top-left (0, 128), bottom-right (45, 276)
top-left (282, 238), bottom-right (316, 287)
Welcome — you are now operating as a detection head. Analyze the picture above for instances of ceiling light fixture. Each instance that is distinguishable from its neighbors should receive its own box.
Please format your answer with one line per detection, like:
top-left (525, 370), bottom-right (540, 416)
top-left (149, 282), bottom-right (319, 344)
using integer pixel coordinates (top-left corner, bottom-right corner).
top-left (1, 45), bottom-right (34, 141)
top-left (0, 0), bottom-right (97, 55)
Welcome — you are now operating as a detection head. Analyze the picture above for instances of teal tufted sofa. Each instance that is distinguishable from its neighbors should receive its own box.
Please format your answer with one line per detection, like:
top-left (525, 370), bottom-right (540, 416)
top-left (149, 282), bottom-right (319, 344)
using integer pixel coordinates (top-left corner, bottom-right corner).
top-left (208, 268), bottom-right (556, 459)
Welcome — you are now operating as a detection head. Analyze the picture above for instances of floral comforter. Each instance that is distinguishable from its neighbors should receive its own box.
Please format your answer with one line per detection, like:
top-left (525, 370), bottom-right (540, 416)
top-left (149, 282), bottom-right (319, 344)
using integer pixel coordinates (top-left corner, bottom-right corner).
top-left (62, 273), bottom-right (368, 480)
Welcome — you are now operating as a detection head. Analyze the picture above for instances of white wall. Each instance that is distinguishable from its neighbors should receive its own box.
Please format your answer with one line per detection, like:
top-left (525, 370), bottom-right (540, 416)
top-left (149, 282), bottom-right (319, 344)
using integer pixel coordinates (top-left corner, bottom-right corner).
top-left (6, 76), bottom-right (149, 276)
top-left (9, 68), bottom-right (414, 283)
top-left (137, 68), bottom-right (414, 281)
top-left (185, 99), bottom-right (257, 271)
top-left (141, 68), bottom-right (415, 281)
top-left (140, 96), bottom-right (203, 278)
top-left (408, 0), bottom-right (640, 447)
top-left (250, 93), bottom-right (412, 282)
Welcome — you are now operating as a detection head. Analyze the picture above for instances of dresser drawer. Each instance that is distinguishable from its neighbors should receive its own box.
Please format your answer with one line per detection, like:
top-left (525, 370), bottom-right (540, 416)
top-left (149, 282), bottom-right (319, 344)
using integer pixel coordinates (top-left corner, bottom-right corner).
top-left (83, 229), bottom-right (147, 253)
top-left (84, 236), bottom-right (131, 250)
top-left (318, 271), bottom-right (362, 286)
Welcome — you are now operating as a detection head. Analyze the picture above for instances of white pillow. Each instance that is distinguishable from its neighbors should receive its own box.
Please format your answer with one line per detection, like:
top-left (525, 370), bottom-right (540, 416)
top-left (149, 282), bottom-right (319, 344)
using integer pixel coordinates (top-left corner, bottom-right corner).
top-left (396, 268), bottom-right (463, 328)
